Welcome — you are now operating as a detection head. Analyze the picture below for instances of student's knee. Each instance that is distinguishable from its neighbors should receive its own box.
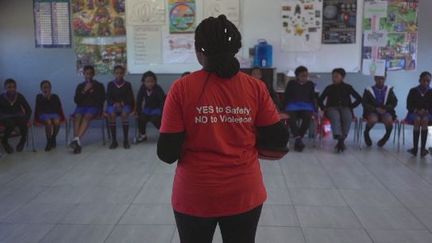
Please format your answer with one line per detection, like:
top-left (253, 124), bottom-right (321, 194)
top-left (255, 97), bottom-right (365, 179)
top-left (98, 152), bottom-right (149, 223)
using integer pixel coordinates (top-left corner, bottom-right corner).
top-left (83, 114), bottom-right (94, 121)
top-left (121, 112), bottom-right (130, 121)
top-left (45, 120), bottom-right (53, 126)
top-left (367, 115), bottom-right (378, 125)
top-left (421, 117), bottom-right (429, 128)
top-left (52, 119), bottom-right (60, 126)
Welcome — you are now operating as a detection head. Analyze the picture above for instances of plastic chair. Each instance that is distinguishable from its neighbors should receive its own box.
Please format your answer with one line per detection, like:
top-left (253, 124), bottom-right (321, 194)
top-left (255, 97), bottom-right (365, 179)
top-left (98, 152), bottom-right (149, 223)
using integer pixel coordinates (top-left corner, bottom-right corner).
top-left (33, 107), bottom-right (68, 148)
top-left (316, 112), bottom-right (359, 149)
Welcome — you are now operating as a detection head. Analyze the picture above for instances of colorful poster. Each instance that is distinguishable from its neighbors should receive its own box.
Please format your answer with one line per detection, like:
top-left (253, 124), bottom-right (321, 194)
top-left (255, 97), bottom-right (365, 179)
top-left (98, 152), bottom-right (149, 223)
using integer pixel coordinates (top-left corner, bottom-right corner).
top-left (204, 0), bottom-right (240, 26)
top-left (168, 0), bottom-right (196, 34)
top-left (362, 0), bottom-right (418, 74)
top-left (126, 0), bottom-right (165, 26)
top-left (280, 0), bottom-right (323, 52)
top-left (322, 0), bottom-right (357, 44)
top-left (163, 34), bottom-right (196, 63)
top-left (71, 0), bottom-right (127, 74)
top-left (34, 0), bottom-right (72, 48)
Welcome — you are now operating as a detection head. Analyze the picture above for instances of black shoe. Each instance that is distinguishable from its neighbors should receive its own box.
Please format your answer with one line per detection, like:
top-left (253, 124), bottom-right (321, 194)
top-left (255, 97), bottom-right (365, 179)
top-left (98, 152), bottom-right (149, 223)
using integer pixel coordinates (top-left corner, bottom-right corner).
top-left (109, 140), bottom-right (118, 150)
top-left (69, 140), bottom-right (78, 150)
top-left (408, 148), bottom-right (418, 156)
top-left (16, 140), bottom-right (26, 152)
top-left (136, 134), bottom-right (148, 143)
top-left (73, 145), bottom-right (82, 154)
top-left (421, 149), bottom-right (429, 157)
top-left (294, 139), bottom-right (305, 152)
top-left (51, 136), bottom-right (57, 149)
top-left (1, 141), bottom-right (13, 154)
top-left (123, 140), bottom-right (130, 149)
top-left (364, 132), bottom-right (372, 147)
top-left (45, 139), bottom-right (52, 152)
top-left (377, 137), bottom-right (389, 148)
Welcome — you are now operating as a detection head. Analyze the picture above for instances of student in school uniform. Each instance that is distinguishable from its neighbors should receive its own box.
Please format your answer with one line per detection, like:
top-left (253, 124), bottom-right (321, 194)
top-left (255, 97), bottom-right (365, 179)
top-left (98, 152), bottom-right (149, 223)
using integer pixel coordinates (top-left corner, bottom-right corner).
top-left (34, 80), bottom-right (64, 151)
top-left (157, 15), bottom-right (289, 243)
top-left (251, 67), bottom-right (281, 109)
top-left (136, 71), bottom-right (165, 143)
top-left (318, 68), bottom-right (362, 152)
top-left (406, 71), bottom-right (432, 157)
top-left (106, 65), bottom-right (135, 149)
top-left (0, 79), bottom-right (32, 154)
top-left (69, 65), bottom-right (106, 154)
top-left (284, 66), bottom-right (317, 152)
top-left (362, 74), bottom-right (398, 147)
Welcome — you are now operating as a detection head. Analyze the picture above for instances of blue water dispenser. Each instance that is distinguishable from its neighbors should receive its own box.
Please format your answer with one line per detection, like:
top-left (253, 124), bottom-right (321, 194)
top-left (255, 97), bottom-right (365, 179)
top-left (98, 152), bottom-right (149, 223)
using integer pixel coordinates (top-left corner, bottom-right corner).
top-left (253, 39), bottom-right (273, 68)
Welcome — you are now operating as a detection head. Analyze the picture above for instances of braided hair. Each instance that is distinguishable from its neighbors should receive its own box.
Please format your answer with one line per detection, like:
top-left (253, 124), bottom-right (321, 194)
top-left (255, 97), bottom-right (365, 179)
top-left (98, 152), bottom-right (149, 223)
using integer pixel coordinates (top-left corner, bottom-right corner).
top-left (195, 15), bottom-right (242, 79)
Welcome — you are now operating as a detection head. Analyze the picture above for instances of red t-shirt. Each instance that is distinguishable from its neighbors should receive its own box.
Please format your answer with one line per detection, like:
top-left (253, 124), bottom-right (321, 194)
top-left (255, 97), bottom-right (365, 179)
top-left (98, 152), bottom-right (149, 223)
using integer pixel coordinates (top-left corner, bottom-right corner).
top-left (160, 70), bottom-right (280, 217)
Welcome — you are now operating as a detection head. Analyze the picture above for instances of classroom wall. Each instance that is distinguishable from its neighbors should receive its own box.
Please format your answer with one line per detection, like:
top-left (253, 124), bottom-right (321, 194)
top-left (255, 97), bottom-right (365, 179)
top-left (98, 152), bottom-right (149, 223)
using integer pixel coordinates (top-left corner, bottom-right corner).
top-left (1, 0), bottom-right (431, 117)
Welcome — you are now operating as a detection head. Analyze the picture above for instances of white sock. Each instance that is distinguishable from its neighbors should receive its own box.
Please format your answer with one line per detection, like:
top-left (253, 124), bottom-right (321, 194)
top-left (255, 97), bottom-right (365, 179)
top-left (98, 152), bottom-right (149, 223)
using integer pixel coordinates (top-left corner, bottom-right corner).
top-left (73, 137), bottom-right (81, 146)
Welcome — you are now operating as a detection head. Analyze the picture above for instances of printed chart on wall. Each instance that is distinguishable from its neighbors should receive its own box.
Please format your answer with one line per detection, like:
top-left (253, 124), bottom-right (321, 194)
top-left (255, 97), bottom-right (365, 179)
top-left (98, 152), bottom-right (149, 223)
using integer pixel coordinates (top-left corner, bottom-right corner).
top-left (71, 0), bottom-right (127, 74)
top-left (125, 0), bottom-right (165, 73)
top-left (169, 0), bottom-right (196, 34)
top-left (204, 0), bottom-right (240, 26)
top-left (362, 0), bottom-right (418, 75)
top-left (322, 0), bottom-right (357, 44)
top-left (281, 0), bottom-right (323, 52)
top-left (34, 0), bottom-right (72, 48)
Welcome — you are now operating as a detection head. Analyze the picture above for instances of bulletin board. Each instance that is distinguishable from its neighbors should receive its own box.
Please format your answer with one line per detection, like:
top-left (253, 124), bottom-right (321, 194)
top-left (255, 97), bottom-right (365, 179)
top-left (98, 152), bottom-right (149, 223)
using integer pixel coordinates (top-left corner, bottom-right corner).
top-left (125, 0), bottom-right (364, 74)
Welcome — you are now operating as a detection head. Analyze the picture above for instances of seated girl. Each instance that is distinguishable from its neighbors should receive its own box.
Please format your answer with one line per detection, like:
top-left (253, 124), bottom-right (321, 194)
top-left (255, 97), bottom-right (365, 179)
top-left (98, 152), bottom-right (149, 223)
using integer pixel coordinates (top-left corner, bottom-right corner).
top-left (406, 71), bottom-right (432, 157)
top-left (70, 65), bottom-right (106, 154)
top-left (35, 80), bottom-right (64, 151)
top-left (106, 65), bottom-right (135, 149)
top-left (136, 71), bottom-right (166, 142)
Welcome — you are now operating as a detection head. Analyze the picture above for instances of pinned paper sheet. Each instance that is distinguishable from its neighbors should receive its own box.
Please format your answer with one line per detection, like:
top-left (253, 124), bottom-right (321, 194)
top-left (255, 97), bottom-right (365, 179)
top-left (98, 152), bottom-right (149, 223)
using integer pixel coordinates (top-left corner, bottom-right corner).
top-left (362, 59), bottom-right (386, 76)
top-left (163, 34), bottom-right (196, 64)
top-left (126, 0), bottom-right (166, 26)
top-left (204, 0), bottom-right (240, 26)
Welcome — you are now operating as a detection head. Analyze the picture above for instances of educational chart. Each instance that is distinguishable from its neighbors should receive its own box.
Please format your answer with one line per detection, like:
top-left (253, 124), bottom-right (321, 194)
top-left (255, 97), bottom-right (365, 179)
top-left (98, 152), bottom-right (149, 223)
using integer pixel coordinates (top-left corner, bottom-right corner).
top-left (169, 0), bottom-right (196, 34)
top-left (281, 0), bottom-right (323, 52)
top-left (204, 0), bottom-right (240, 26)
top-left (322, 0), bottom-right (357, 44)
top-left (71, 0), bottom-right (127, 74)
top-left (126, 0), bottom-right (165, 25)
top-left (163, 34), bottom-right (196, 64)
top-left (362, 0), bottom-right (418, 75)
top-left (34, 0), bottom-right (72, 48)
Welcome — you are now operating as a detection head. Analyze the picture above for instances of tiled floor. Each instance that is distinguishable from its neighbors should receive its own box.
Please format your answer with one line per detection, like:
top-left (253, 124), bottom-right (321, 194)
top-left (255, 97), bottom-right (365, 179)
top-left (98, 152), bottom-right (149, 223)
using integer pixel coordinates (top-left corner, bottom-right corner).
top-left (1, 128), bottom-right (432, 242)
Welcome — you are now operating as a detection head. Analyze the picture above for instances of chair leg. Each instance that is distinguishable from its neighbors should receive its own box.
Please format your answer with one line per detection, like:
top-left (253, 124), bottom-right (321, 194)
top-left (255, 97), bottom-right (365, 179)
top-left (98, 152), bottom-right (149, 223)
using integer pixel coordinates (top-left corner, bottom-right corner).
top-left (397, 122), bottom-right (402, 152)
top-left (64, 121), bottom-right (68, 146)
top-left (359, 121), bottom-right (363, 150)
top-left (402, 123), bottom-right (406, 146)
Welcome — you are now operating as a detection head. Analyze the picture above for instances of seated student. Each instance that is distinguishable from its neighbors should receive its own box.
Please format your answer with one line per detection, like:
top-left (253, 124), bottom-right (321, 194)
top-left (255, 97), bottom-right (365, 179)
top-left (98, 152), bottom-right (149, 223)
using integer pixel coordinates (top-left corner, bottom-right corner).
top-left (0, 79), bottom-right (32, 154)
top-left (106, 65), bottom-right (135, 149)
top-left (136, 71), bottom-right (166, 142)
top-left (251, 67), bottom-right (281, 109)
top-left (69, 65), bottom-right (106, 154)
top-left (34, 80), bottom-right (64, 151)
top-left (362, 74), bottom-right (398, 147)
top-left (406, 71), bottom-right (432, 157)
top-left (319, 68), bottom-right (362, 152)
top-left (284, 66), bottom-right (317, 152)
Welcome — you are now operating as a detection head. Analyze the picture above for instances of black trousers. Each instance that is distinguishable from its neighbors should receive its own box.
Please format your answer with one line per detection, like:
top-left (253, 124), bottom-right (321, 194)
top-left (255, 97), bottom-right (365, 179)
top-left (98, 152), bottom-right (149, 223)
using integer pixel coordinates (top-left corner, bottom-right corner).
top-left (138, 115), bottom-right (161, 134)
top-left (0, 116), bottom-right (28, 142)
top-left (287, 111), bottom-right (313, 138)
top-left (174, 205), bottom-right (262, 243)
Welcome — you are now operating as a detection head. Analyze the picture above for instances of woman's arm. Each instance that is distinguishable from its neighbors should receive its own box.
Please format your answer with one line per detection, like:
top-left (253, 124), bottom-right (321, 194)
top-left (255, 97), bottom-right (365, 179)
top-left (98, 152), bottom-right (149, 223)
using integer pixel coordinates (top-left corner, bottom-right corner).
top-left (157, 132), bottom-right (185, 164)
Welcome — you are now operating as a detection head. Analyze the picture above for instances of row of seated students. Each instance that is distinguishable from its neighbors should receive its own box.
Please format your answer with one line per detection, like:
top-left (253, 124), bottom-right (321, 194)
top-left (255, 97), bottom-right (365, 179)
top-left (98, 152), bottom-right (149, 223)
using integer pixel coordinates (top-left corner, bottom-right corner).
top-left (251, 66), bottom-right (432, 157)
top-left (0, 65), bottom-right (174, 155)
top-left (1, 65), bottom-right (431, 157)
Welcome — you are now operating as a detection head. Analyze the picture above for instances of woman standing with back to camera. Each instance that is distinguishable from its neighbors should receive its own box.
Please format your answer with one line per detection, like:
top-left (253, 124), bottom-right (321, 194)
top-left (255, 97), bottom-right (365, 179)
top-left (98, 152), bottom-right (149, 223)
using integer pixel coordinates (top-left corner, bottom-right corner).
top-left (157, 15), bottom-right (289, 243)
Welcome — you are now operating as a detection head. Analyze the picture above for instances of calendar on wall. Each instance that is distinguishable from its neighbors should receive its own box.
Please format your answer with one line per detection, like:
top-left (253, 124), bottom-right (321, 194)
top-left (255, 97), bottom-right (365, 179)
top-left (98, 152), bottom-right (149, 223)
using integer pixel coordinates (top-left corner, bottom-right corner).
top-left (34, 0), bottom-right (72, 48)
